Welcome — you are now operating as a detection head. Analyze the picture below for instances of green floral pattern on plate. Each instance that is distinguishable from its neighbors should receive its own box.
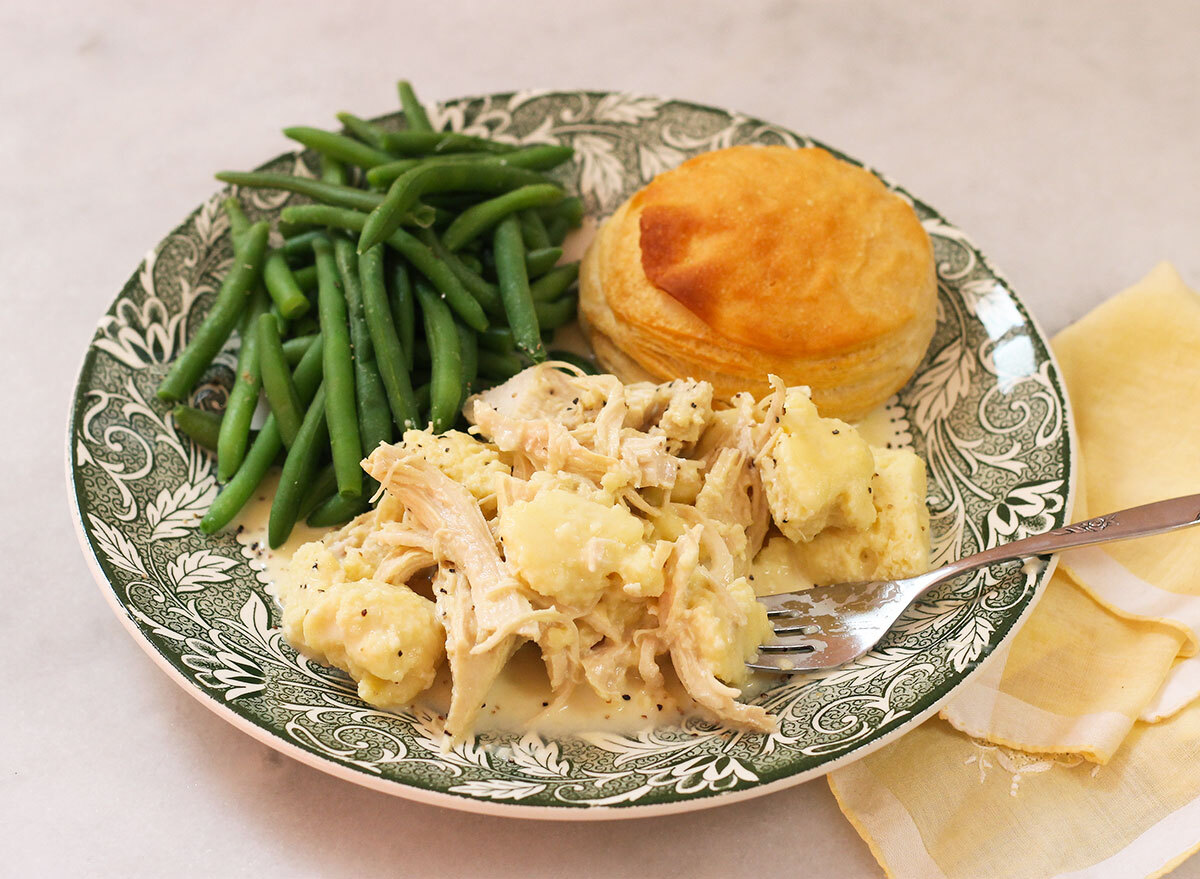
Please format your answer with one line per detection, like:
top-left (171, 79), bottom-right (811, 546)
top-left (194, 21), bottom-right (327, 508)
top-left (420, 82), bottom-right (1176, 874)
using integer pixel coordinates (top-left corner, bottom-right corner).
top-left (68, 91), bottom-right (1072, 816)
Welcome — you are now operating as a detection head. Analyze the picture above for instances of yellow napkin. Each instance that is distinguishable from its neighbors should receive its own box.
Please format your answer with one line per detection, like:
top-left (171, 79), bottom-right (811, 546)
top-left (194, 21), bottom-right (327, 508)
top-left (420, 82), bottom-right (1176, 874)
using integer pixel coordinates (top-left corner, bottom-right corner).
top-left (829, 264), bottom-right (1200, 879)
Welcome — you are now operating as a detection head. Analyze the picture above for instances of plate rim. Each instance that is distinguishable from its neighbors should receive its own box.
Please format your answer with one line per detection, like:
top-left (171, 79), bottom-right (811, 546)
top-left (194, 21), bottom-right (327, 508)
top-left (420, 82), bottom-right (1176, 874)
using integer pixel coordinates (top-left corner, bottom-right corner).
top-left (67, 88), bottom-right (1077, 819)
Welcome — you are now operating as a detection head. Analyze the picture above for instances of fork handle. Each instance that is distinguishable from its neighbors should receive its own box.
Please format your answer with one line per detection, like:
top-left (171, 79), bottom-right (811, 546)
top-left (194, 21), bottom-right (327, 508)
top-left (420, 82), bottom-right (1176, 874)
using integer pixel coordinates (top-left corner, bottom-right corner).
top-left (935, 492), bottom-right (1200, 583)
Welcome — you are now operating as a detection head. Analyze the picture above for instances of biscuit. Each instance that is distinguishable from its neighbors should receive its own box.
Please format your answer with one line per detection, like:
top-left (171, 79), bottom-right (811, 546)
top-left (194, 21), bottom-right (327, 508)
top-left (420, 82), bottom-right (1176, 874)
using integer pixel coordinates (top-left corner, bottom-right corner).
top-left (579, 145), bottom-right (937, 420)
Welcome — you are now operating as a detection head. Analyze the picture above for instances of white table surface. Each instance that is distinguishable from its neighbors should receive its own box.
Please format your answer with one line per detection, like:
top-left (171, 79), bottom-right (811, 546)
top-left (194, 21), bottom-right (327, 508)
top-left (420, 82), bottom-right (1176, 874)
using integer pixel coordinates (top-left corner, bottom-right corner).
top-left (5, 1), bottom-right (1198, 876)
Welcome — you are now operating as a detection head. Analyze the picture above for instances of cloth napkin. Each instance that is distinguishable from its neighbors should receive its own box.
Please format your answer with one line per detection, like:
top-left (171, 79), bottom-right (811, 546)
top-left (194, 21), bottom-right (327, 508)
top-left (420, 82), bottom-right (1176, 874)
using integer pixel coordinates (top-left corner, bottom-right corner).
top-left (828, 263), bottom-right (1200, 879)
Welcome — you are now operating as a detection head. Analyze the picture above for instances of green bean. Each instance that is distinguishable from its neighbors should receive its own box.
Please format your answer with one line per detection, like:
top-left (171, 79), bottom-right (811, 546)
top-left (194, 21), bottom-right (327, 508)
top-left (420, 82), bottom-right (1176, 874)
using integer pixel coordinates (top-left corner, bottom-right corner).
top-left (280, 204), bottom-right (368, 229)
top-left (390, 261), bottom-right (415, 371)
top-left (336, 245), bottom-right (392, 524)
top-left (442, 184), bottom-right (564, 252)
top-left (282, 229), bottom-right (325, 262)
top-left (200, 334), bottom-right (323, 533)
top-left (456, 322), bottom-right (478, 401)
top-left (281, 202), bottom-right (435, 234)
top-left (519, 209), bottom-right (551, 251)
top-left (366, 144), bottom-right (572, 188)
top-left (530, 262), bottom-right (579, 302)
top-left (224, 197), bottom-right (251, 243)
top-left (269, 383), bottom-right (328, 548)
top-left (493, 214), bottom-right (545, 362)
top-left (157, 220), bottom-right (270, 402)
top-left (282, 333), bottom-right (318, 366)
top-left (381, 131), bottom-right (516, 155)
top-left (417, 227), bottom-right (500, 313)
top-left (293, 265), bottom-right (318, 293)
top-left (534, 294), bottom-right (578, 330)
top-left (414, 382), bottom-right (431, 417)
top-left (547, 349), bottom-right (599, 374)
top-left (172, 406), bottom-right (222, 452)
top-left (298, 463), bottom-right (338, 520)
top-left (544, 214), bottom-right (569, 247)
top-left (215, 171), bottom-right (383, 213)
top-left (314, 236), bottom-right (363, 498)
top-left (365, 158), bottom-right (420, 190)
top-left (525, 247), bottom-right (563, 278)
top-left (478, 326), bottom-right (515, 354)
top-left (334, 236), bottom-right (394, 462)
top-left (336, 112), bottom-right (389, 149)
top-left (477, 349), bottom-right (524, 380)
top-left (544, 195), bottom-right (584, 228)
top-left (262, 251), bottom-right (310, 319)
top-left (321, 154), bottom-right (347, 186)
top-left (282, 204), bottom-right (488, 331)
top-left (257, 313), bottom-right (304, 447)
top-left (285, 126), bottom-right (394, 169)
top-left (414, 281), bottom-right (463, 433)
top-left (307, 491), bottom-right (370, 528)
top-left (360, 161), bottom-right (554, 254)
top-left (216, 286), bottom-right (271, 480)
top-left (360, 245), bottom-right (419, 430)
top-left (397, 79), bottom-right (434, 132)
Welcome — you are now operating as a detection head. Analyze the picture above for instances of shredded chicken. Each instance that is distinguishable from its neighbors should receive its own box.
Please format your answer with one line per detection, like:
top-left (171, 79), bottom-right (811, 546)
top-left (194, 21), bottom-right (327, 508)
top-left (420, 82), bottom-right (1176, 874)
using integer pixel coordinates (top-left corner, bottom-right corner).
top-left (278, 363), bottom-right (932, 740)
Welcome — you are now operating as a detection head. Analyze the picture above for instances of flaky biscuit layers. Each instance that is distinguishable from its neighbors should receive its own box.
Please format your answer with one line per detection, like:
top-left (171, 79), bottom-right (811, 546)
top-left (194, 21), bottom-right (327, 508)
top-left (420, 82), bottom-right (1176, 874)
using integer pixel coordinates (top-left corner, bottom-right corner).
top-left (579, 145), bottom-right (937, 420)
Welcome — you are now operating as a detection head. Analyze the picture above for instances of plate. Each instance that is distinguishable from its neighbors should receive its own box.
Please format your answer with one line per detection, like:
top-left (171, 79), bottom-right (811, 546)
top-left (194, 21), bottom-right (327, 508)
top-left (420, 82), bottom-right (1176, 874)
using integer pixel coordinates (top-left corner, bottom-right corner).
top-left (68, 90), bottom-right (1073, 818)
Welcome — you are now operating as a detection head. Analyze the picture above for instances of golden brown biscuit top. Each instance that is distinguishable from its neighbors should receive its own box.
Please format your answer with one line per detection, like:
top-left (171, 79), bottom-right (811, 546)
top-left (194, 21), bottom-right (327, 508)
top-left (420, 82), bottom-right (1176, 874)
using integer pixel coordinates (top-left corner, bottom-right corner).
top-left (634, 145), bottom-right (934, 358)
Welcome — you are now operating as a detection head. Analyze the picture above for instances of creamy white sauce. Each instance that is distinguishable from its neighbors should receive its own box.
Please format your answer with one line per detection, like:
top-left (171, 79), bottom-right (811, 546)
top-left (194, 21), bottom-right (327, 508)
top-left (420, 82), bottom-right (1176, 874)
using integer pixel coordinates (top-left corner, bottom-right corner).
top-left (417, 646), bottom-right (690, 736)
top-left (234, 472), bottom-right (327, 606)
top-left (853, 403), bottom-right (907, 449)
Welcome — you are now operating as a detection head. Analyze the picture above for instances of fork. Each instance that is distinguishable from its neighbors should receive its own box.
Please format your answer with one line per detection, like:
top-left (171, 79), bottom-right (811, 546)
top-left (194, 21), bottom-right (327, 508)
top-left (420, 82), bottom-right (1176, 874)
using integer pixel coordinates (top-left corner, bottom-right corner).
top-left (752, 492), bottom-right (1200, 673)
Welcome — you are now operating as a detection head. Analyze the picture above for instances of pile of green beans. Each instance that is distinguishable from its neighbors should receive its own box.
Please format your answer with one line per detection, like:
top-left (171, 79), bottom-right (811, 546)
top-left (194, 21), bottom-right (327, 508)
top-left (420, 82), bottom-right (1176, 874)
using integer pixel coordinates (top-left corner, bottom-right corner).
top-left (158, 80), bottom-right (589, 547)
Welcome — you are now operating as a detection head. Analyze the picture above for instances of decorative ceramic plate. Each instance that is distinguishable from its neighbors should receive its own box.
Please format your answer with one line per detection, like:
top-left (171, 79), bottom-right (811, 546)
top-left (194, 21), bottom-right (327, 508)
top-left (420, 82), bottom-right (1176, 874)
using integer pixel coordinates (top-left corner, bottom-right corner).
top-left (68, 90), bottom-right (1073, 818)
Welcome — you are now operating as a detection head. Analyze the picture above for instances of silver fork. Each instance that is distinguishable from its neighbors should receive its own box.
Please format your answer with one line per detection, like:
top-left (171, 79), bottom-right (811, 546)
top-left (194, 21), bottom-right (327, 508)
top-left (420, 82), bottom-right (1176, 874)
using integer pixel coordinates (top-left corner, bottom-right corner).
top-left (752, 492), bottom-right (1200, 673)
